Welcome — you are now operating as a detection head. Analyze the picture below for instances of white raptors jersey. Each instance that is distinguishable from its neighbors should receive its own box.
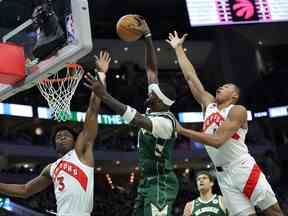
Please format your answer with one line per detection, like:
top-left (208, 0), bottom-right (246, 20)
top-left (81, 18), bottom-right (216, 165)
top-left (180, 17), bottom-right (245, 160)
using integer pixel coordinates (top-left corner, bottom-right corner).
top-left (50, 149), bottom-right (94, 216)
top-left (203, 103), bottom-right (249, 166)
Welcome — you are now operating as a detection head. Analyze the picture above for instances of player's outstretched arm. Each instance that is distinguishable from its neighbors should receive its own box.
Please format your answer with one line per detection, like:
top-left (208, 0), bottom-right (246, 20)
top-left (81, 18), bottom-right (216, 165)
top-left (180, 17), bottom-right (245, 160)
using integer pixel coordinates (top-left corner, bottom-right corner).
top-left (0, 164), bottom-right (52, 198)
top-left (166, 31), bottom-right (214, 109)
top-left (176, 105), bottom-right (247, 148)
top-left (130, 16), bottom-right (159, 84)
top-left (84, 73), bottom-right (152, 131)
top-left (76, 51), bottom-right (110, 167)
top-left (84, 74), bottom-right (174, 139)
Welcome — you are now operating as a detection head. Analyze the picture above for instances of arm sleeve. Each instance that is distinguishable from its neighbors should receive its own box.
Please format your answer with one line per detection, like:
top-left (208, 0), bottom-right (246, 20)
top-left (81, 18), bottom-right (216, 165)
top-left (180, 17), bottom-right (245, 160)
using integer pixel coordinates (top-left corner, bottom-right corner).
top-left (148, 116), bottom-right (173, 139)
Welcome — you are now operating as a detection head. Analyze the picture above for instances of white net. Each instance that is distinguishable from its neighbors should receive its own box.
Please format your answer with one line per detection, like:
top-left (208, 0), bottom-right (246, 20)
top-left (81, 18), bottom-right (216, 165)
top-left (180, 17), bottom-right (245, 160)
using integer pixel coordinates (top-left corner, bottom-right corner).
top-left (37, 64), bottom-right (84, 121)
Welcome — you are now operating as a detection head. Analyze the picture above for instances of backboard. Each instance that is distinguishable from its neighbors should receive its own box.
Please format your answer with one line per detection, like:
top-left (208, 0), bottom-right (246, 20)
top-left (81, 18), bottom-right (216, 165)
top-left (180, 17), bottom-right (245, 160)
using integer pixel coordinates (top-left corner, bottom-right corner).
top-left (0, 0), bottom-right (92, 101)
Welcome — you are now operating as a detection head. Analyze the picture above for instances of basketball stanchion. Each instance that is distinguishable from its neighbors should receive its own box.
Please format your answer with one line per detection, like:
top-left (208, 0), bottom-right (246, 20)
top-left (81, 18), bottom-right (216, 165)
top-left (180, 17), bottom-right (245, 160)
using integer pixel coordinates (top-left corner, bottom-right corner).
top-left (37, 64), bottom-right (84, 122)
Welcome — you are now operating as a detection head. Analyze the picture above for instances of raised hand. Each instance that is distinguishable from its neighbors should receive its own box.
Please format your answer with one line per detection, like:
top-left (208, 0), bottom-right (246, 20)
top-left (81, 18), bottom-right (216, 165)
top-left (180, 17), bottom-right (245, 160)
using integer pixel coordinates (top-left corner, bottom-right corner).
top-left (129, 15), bottom-right (151, 36)
top-left (94, 51), bottom-right (111, 74)
top-left (84, 72), bottom-right (107, 98)
top-left (166, 31), bottom-right (188, 49)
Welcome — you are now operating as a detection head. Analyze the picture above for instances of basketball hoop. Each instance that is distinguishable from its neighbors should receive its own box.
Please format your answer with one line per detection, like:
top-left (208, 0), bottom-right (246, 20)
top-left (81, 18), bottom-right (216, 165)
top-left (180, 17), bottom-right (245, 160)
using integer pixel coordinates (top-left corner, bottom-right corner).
top-left (37, 64), bottom-right (84, 121)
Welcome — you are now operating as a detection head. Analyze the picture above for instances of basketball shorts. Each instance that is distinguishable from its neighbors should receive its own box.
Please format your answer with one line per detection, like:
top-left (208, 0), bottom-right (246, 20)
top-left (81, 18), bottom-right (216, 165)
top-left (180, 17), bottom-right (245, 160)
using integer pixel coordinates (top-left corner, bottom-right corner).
top-left (133, 172), bottom-right (179, 216)
top-left (215, 154), bottom-right (278, 216)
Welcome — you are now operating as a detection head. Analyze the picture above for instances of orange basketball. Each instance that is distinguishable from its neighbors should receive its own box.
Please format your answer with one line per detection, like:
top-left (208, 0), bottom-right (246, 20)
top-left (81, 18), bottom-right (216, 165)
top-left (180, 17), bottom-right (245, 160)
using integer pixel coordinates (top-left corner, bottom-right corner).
top-left (116, 15), bottom-right (143, 42)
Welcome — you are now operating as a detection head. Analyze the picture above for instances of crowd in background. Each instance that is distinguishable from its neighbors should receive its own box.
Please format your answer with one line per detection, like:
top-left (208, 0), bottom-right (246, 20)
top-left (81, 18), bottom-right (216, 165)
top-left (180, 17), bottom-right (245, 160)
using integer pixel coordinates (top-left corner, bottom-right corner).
top-left (0, 148), bottom-right (287, 216)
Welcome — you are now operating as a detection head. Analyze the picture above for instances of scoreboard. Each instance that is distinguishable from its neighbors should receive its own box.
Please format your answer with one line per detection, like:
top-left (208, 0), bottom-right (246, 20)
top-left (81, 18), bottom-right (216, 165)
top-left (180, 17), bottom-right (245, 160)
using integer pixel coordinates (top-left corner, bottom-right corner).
top-left (186, 0), bottom-right (288, 26)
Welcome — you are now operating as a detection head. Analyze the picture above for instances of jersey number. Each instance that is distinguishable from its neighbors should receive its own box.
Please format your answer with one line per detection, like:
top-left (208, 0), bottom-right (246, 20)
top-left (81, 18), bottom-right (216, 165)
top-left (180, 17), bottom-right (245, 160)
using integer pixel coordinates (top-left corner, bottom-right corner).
top-left (56, 176), bottom-right (65, 191)
top-left (154, 139), bottom-right (166, 157)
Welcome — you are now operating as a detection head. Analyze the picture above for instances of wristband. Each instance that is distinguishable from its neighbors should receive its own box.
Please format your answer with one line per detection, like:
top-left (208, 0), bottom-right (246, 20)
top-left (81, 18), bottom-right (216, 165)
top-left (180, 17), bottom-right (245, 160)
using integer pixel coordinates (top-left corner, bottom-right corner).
top-left (122, 105), bottom-right (137, 123)
top-left (97, 72), bottom-right (106, 84)
top-left (144, 33), bottom-right (152, 38)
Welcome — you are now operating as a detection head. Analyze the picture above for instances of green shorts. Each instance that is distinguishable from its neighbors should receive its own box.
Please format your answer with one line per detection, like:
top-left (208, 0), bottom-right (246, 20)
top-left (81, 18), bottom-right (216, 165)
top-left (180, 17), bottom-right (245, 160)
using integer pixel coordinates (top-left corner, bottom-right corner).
top-left (133, 172), bottom-right (179, 216)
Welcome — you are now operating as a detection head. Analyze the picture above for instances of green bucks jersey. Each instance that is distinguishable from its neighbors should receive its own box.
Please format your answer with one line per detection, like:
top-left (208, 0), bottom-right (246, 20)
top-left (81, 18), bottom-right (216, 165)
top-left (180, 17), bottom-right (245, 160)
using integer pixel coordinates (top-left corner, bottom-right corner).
top-left (189, 195), bottom-right (227, 216)
top-left (137, 111), bottom-right (177, 176)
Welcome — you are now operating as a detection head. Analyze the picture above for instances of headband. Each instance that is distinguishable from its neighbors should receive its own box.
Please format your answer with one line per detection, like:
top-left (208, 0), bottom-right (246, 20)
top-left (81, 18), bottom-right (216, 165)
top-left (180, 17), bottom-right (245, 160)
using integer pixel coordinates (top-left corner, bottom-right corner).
top-left (148, 83), bottom-right (174, 106)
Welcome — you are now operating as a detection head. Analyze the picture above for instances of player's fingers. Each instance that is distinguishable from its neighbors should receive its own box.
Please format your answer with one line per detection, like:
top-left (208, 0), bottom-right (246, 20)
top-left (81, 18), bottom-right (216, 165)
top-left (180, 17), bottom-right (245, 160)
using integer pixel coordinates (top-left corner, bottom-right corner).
top-left (136, 15), bottom-right (144, 20)
top-left (134, 15), bottom-right (145, 26)
top-left (83, 82), bottom-right (92, 89)
top-left (169, 33), bottom-right (174, 39)
top-left (94, 55), bottom-right (99, 62)
top-left (101, 50), bottom-right (106, 59)
top-left (134, 16), bottom-right (142, 24)
top-left (165, 39), bottom-right (171, 44)
top-left (174, 31), bottom-right (179, 38)
top-left (105, 52), bottom-right (110, 61)
top-left (182, 33), bottom-right (188, 40)
top-left (83, 75), bottom-right (94, 85)
top-left (99, 51), bottom-right (103, 59)
top-left (86, 72), bottom-right (95, 80)
top-left (83, 76), bottom-right (92, 85)
top-left (102, 51), bottom-right (106, 60)
top-left (107, 57), bottom-right (111, 64)
top-left (84, 74), bottom-right (94, 83)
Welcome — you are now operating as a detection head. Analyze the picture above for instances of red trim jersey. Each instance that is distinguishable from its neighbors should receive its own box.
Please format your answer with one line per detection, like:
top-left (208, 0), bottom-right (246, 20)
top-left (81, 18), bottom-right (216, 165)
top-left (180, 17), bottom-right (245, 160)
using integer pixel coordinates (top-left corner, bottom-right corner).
top-left (50, 150), bottom-right (94, 216)
top-left (203, 103), bottom-right (249, 166)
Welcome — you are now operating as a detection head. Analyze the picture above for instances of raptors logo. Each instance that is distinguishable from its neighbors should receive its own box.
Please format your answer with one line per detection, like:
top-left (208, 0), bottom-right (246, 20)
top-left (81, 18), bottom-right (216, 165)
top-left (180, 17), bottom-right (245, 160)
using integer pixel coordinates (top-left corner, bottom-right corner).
top-left (232, 0), bottom-right (255, 20)
top-left (52, 160), bottom-right (88, 191)
top-left (203, 112), bottom-right (240, 140)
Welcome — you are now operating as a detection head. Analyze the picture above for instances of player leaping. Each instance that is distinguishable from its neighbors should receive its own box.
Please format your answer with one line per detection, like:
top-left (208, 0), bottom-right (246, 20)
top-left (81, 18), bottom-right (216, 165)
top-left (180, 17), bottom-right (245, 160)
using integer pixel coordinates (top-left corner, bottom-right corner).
top-left (0, 51), bottom-right (111, 216)
top-left (84, 17), bottom-right (179, 216)
top-left (166, 31), bottom-right (283, 216)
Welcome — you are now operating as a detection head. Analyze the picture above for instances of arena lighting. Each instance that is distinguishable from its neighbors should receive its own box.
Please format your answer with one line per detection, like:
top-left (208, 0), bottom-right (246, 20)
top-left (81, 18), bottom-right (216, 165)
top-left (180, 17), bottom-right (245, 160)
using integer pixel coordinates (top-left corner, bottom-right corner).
top-left (254, 111), bottom-right (268, 118)
top-left (269, 106), bottom-right (288, 118)
top-left (1, 102), bottom-right (287, 122)
top-left (185, 0), bottom-right (288, 27)
top-left (35, 127), bottom-right (43, 135)
top-left (129, 172), bottom-right (135, 183)
top-left (0, 197), bottom-right (8, 208)
top-left (178, 111), bottom-right (253, 123)
top-left (0, 103), bottom-right (33, 118)
top-left (206, 163), bottom-right (212, 169)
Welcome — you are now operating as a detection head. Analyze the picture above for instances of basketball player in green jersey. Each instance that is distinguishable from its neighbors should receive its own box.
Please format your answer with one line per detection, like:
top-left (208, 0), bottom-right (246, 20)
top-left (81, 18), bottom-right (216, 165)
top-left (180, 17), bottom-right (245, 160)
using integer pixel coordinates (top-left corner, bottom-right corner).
top-left (183, 171), bottom-right (228, 216)
top-left (84, 17), bottom-right (179, 216)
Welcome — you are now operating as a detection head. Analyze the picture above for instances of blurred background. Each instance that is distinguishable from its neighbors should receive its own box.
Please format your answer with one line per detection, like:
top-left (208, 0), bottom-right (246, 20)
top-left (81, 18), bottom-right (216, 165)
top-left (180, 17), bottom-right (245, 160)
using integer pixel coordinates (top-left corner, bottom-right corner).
top-left (0, 0), bottom-right (288, 215)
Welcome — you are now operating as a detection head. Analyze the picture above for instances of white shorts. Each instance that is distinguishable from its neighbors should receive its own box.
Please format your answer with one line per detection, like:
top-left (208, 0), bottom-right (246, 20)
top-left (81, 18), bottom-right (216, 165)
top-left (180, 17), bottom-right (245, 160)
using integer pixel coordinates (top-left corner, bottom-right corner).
top-left (215, 154), bottom-right (278, 216)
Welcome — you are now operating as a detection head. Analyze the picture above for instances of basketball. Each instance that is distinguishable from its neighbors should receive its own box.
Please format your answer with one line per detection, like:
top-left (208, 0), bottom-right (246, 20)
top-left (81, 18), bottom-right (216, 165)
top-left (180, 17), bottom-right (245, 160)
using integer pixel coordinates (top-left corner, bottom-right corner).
top-left (116, 15), bottom-right (143, 42)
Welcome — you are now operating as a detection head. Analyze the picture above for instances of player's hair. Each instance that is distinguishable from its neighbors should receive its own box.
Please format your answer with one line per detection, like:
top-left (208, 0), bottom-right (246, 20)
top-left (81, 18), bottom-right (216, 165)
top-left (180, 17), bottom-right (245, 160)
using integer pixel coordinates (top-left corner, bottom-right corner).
top-left (158, 82), bottom-right (176, 106)
top-left (196, 170), bottom-right (214, 182)
top-left (51, 125), bottom-right (78, 148)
